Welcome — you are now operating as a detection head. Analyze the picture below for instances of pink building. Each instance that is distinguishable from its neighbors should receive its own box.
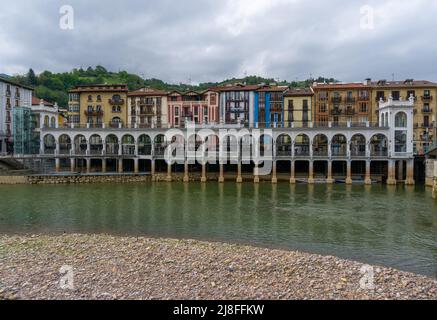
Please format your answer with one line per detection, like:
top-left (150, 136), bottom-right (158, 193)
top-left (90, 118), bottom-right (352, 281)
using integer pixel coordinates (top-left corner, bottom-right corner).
top-left (167, 90), bottom-right (219, 128)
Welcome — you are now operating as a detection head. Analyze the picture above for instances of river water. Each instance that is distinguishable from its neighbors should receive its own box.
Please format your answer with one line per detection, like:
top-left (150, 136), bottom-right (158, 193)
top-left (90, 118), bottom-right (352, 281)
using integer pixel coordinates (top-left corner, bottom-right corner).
top-left (0, 183), bottom-right (436, 277)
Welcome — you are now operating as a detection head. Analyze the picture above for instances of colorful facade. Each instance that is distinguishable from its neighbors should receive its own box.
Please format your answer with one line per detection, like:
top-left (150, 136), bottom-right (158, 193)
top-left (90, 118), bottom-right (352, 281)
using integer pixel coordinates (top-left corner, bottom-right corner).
top-left (218, 84), bottom-right (260, 127)
top-left (283, 87), bottom-right (314, 128)
top-left (68, 84), bottom-right (129, 128)
top-left (167, 90), bottom-right (219, 128)
top-left (312, 81), bottom-right (373, 127)
top-left (254, 85), bottom-right (288, 128)
top-left (128, 88), bottom-right (168, 128)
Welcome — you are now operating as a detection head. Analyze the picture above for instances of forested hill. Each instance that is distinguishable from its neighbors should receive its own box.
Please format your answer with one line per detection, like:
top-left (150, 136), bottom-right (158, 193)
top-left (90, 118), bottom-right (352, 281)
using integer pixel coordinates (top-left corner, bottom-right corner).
top-left (8, 66), bottom-right (336, 107)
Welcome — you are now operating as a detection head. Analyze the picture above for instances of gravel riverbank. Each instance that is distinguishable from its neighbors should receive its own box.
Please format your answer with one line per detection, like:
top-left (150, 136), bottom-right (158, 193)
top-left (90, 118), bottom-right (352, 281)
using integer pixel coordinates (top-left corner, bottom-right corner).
top-left (0, 234), bottom-right (436, 300)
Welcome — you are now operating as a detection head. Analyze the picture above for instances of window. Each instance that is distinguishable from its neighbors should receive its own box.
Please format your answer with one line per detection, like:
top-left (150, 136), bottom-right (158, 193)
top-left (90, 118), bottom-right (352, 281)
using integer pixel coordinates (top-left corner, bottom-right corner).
top-left (288, 100), bottom-right (294, 111)
top-left (407, 90), bottom-right (415, 99)
top-left (376, 91), bottom-right (385, 101)
top-left (424, 90), bottom-right (431, 97)
top-left (210, 94), bottom-right (217, 105)
top-left (360, 102), bottom-right (368, 113)
top-left (395, 131), bottom-right (407, 152)
top-left (96, 95), bottom-right (102, 102)
top-left (392, 91), bottom-right (400, 101)
top-left (424, 116), bottom-right (429, 127)
top-left (395, 112), bottom-right (407, 127)
top-left (88, 95), bottom-right (93, 102)
top-left (319, 103), bottom-right (327, 113)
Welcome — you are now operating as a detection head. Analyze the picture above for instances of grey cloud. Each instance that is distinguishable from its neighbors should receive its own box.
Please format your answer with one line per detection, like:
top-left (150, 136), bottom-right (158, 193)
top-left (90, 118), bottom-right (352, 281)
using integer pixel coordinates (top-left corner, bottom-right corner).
top-left (0, 0), bottom-right (436, 83)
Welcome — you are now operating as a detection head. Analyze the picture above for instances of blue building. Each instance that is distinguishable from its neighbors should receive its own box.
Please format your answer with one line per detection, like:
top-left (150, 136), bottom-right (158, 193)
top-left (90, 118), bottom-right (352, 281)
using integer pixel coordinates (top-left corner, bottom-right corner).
top-left (254, 85), bottom-right (288, 128)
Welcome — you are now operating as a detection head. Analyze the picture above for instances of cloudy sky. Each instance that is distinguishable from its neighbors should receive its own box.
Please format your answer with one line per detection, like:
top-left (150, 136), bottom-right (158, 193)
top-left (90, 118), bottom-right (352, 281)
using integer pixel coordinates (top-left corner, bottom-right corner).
top-left (1, 0), bottom-right (436, 84)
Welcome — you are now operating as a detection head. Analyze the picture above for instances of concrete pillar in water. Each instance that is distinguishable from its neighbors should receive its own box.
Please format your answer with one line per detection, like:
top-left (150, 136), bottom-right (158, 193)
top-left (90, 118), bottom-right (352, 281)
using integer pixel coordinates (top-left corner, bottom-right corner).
top-left (236, 163), bottom-right (243, 183)
top-left (272, 161), bottom-right (278, 184)
top-left (397, 160), bottom-right (404, 182)
top-left (254, 163), bottom-right (260, 184)
top-left (365, 160), bottom-right (372, 185)
top-left (151, 160), bottom-right (156, 181)
top-left (87, 158), bottom-right (92, 174)
top-left (290, 161), bottom-right (296, 184)
top-left (326, 160), bottom-right (334, 184)
top-left (55, 158), bottom-right (61, 173)
top-left (134, 158), bottom-right (139, 174)
top-left (166, 162), bottom-right (172, 182)
top-left (346, 160), bottom-right (353, 185)
top-left (386, 160), bottom-right (397, 185)
top-left (183, 161), bottom-right (189, 183)
top-left (102, 159), bottom-right (107, 173)
top-left (405, 159), bottom-right (415, 185)
top-left (118, 159), bottom-right (123, 174)
top-left (70, 158), bottom-right (75, 173)
top-left (218, 163), bottom-right (224, 183)
top-left (308, 160), bottom-right (314, 184)
top-left (201, 163), bottom-right (207, 183)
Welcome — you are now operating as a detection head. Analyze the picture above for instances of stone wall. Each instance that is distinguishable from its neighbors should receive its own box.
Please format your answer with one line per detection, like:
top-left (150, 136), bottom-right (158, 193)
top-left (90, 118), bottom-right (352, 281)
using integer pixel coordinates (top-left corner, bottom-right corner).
top-left (0, 176), bottom-right (28, 184)
top-left (19, 175), bottom-right (150, 185)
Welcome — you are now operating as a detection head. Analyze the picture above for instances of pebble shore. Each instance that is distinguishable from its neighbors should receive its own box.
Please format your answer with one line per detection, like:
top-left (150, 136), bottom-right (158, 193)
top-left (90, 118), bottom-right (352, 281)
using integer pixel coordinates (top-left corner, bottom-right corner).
top-left (0, 234), bottom-right (436, 300)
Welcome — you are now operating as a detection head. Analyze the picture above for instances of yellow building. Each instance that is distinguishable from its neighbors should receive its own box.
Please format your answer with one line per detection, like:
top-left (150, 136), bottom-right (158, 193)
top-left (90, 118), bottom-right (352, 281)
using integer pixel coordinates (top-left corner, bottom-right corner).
top-left (370, 79), bottom-right (437, 155)
top-left (127, 87), bottom-right (168, 128)
top-left (283, 87), bottom-right (314, 128)
top-left (68, 84), bottom-right (129, 127)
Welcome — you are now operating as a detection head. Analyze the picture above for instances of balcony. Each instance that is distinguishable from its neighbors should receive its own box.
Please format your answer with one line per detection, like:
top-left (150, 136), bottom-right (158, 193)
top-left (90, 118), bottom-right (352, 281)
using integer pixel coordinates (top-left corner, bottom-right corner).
top-left (358, 95), bottom-right (369, 101)
top-left (421, 107), bottom-right (432, 113)
top-left (331, 97), bottom-right (342, 103)
top-left (345, 97), bottom-right (356, 103)
top-left (345, 108), bottom-right (355, 116)
top-left (140, 108), bottom-right (154, 115)
top-left (330, 108), bottom-right (342, 116)
top-left (421, 95), bottom-right (433, 102)
top-left (84, 110), bottom-right (104, 116)
top-left (108, 98), bottom-right (125, 105)
top-left (6, 103), bottom-right (11, 110)
top-left (6, 90), bottom-right (11, 97)
top-left (421, 123), bottom-right (433, 129)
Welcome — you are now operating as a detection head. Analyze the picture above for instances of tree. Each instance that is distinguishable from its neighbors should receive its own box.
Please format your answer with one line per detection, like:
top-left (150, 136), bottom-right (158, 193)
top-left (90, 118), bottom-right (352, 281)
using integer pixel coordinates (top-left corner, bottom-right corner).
top-left (27, 68), bottom-right (38, 86)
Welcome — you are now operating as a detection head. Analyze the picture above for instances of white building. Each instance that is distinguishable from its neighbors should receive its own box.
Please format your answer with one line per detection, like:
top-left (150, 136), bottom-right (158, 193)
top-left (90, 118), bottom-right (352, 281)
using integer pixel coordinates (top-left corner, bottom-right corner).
top-left (0, 77), bottom-right (33, 154)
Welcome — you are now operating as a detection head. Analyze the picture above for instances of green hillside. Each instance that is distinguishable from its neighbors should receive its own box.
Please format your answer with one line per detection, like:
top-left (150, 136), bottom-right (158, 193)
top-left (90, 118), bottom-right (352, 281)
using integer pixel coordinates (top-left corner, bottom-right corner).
top-left (9, 66), bottom-right (336, 107)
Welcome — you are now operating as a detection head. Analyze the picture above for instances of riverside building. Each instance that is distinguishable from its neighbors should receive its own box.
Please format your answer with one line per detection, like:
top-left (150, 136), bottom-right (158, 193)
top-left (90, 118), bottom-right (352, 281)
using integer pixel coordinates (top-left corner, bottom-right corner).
top-left (67, 84), bottom-right (129, 128)
top-left (36, 95), bottom-right (416, 186)
top-left (0, 77), bottom-right (33, 154)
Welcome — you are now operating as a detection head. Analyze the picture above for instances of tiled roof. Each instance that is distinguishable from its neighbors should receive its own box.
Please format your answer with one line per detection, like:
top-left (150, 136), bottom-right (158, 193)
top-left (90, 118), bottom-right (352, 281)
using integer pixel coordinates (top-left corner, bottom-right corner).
top-left (32, 96), bottom-right (54, 107)
top-left (257, 85), bottom-right (289, 92)
top-left (128, 87), bottom-right (167, 96)
top-left (0, 76), bottom-right (34, 90)
top-left (69, 84), bottom-right (129, 93)
top-left (215, 84), bottom-right (262, 92)
top-left (284, 87), bottom-right (314, 96)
